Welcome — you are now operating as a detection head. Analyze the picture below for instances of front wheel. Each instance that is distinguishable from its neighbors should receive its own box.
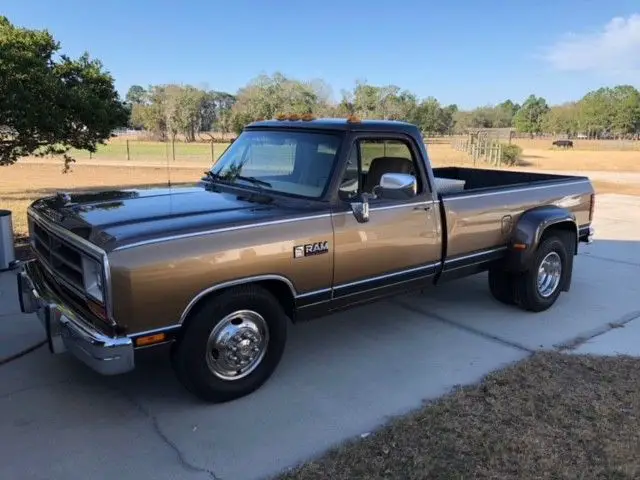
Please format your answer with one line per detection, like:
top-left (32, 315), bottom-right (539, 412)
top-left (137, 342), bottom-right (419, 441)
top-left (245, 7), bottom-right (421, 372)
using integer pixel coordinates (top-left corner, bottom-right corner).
top-left (514, 234), bottom-right (568, 312)
top-left (171, 284), bottom-right (288, 403)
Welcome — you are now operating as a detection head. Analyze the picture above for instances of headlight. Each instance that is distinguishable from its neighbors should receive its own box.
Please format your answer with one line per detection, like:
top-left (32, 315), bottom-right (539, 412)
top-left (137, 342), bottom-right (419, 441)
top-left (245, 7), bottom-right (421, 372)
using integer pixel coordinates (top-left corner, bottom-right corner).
top-left (82, 256), bottom-right (104, 302)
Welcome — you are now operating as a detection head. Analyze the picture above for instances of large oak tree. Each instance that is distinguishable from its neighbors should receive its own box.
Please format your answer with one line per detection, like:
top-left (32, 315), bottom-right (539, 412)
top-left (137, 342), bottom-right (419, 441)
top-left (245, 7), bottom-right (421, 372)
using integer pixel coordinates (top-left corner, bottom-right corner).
top-left (0, 16), bottom-right (129, 169)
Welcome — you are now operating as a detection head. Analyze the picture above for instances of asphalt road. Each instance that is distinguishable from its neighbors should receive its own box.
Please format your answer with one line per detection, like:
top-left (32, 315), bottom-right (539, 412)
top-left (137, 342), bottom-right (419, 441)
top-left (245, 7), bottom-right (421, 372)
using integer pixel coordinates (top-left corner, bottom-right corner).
top-left (1, 193), bottom-right (639, 480)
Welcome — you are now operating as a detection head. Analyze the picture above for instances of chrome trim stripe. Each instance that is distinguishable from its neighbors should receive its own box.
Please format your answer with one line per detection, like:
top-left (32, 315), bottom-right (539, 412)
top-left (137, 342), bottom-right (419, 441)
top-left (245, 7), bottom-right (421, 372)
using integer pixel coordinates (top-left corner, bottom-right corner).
top-left (114, 212), bottom-right (333, 251)
top-left (443, 246), bottom-right (508, 265)
top-left (178, 274), bottom-right (298, 325)
top-left (113, 179), bottom-right (591, 251)
top-left (334, 262), bottom-right (439, 290)
top-left (442, 179), bottom-right (592, 201)
top-left (332, 200), bottom-right (439, 216)
top-left (127, 324), bottom-right (182, 338)
top-left (27, 208), bottom-right (116, 326)
top-left (296, 287), bottom-right (332, 299)
top-left (113, 200), bottom-right (443, 252)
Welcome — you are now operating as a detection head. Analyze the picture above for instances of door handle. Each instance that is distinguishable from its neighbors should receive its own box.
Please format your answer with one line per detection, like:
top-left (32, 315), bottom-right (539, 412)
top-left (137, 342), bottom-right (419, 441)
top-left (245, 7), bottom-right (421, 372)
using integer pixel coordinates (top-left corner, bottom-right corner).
top-left (414, 205), bottom-right (431, 211)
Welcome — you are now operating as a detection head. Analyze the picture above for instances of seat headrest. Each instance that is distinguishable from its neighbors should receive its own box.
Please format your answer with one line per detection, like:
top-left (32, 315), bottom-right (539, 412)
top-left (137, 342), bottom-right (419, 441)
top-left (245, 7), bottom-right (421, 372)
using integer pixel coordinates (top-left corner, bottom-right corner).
top-left (369, 156), bottom-right (414, 172)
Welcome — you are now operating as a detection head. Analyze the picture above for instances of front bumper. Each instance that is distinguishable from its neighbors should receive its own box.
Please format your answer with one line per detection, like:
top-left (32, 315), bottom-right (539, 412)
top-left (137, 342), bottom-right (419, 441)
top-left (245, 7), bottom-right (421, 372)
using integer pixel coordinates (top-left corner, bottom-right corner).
top-left (16, 260), bottom-right (134, 375)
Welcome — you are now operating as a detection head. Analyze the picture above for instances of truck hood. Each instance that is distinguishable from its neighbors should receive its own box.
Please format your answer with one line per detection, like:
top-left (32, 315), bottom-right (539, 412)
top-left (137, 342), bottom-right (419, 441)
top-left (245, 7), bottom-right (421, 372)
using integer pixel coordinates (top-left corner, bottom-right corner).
top-left (29, 184), bottom-right (315, 251)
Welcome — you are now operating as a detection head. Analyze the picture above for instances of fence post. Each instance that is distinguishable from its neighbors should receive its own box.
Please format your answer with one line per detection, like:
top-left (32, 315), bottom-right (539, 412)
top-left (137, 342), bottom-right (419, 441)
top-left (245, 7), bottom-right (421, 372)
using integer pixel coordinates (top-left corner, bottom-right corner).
top-left (210, 141), bottom-right (215, 163)
top-left (126, 139), bottom-right (130, 161)
top-left (172, 138), bottom-right (176, 162)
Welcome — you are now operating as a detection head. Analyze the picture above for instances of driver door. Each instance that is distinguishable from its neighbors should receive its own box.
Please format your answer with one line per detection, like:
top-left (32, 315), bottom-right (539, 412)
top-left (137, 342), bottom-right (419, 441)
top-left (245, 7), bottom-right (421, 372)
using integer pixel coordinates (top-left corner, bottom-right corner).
top-left (330, 134), bottom-right (441, 307)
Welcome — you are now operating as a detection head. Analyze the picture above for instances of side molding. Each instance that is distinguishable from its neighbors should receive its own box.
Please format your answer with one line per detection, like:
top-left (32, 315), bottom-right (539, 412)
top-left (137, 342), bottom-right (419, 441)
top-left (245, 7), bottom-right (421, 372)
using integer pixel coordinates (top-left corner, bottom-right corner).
top-left (505, 205), bottom-right (578, 272)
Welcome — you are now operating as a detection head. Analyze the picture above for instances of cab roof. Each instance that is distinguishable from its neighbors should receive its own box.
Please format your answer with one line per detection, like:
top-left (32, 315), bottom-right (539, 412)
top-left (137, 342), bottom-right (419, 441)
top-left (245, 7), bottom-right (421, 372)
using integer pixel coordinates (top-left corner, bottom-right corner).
top-left (245, 117), bottom-right (421, 135)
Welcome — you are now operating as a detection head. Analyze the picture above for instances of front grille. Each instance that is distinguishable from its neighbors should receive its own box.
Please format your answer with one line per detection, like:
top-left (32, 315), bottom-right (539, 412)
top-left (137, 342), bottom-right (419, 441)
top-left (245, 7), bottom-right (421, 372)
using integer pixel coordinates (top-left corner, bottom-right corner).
top-left (29, 216), bottom-right (86, 296)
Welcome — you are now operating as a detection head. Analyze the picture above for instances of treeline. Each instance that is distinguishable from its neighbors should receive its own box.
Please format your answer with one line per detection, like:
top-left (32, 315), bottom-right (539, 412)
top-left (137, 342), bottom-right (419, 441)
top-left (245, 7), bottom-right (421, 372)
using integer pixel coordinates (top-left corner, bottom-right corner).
top-left (125, 73), bottom-right (640, 141)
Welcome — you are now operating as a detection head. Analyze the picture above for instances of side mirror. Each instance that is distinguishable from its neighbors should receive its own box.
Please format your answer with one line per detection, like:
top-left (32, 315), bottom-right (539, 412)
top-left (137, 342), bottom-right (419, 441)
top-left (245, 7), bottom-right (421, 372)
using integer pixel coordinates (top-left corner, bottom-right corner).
top-left (350, 192), bottom-right (373, 223)
top-left (375, 173), bottom-right (417, 200)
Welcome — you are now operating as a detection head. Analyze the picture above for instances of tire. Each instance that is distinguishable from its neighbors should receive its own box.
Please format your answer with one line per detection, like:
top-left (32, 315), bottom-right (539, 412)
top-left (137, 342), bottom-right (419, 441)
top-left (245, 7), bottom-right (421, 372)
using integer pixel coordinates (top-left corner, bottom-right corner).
top-left (171, 284), bottom-right (288, 403)
top-left (488, 268), bottom-right (517, 305)
top-left (514, 234), bottom-right (568, 312)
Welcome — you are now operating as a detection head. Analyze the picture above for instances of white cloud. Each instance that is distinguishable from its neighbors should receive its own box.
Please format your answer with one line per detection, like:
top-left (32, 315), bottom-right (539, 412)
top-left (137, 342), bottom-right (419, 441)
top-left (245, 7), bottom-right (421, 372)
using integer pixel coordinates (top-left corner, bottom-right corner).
top-left (541, 13), bottom-right (640, 76)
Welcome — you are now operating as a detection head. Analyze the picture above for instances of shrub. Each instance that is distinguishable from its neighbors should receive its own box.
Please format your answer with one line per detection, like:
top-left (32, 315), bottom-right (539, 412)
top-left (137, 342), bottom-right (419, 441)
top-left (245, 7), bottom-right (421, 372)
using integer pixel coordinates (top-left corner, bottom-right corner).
top-left (501, 143), bottom-right (523, 166)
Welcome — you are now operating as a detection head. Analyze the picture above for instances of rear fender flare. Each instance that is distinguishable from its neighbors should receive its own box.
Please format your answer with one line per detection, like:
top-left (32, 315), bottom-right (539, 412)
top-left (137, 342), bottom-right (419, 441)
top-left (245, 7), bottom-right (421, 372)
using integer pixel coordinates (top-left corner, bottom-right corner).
top-left (505, 205), bottom-right (578, 273)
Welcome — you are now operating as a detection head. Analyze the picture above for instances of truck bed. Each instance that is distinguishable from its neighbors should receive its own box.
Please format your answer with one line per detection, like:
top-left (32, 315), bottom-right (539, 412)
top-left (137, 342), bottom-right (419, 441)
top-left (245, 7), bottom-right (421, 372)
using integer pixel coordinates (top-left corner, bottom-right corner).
top-left (431, 167), bottom-right (588, 195)
top-left (430, 166), bottom-right (594, 281)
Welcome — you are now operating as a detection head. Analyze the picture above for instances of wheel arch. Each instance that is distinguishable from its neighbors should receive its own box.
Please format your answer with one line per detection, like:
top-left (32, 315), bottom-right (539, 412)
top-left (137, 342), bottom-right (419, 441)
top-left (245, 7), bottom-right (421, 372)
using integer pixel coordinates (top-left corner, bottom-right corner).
top-left (506, 205), bottom-right (578, 272)
top-left (178, 275), bottom-right (297, 331)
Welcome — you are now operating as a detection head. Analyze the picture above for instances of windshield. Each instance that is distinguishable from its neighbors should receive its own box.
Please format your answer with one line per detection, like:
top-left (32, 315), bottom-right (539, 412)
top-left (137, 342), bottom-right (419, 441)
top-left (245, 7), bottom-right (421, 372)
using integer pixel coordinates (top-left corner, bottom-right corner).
top-left (209, 129), bottom-right (342, 198)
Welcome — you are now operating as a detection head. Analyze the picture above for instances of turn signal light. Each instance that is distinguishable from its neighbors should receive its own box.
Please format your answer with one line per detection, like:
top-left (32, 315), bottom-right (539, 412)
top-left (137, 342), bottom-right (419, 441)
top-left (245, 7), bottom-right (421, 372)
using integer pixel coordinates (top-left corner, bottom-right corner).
top-left (135, 333), bottom-right (166, 347)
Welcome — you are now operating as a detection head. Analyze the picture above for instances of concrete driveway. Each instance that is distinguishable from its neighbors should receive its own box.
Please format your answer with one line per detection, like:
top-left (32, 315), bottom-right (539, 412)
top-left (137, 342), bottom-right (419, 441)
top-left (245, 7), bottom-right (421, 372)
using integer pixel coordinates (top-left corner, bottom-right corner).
top-left (1, 193), bottom-right (639, 480)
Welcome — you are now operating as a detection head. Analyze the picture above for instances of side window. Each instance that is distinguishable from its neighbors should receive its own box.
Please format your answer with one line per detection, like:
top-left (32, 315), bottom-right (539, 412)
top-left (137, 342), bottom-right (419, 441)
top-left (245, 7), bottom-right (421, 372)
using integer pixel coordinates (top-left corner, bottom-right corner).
top-left (338, 138), bottom-right (422, 201)
top-left (360, 139), bottom-right (413, 173)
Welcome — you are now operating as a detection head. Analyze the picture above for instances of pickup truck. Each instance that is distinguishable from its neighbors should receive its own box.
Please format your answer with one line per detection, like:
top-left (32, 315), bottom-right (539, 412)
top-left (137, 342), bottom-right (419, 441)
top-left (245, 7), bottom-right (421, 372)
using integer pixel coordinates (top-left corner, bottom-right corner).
top-left (16, 116), bottom-right (595, 403)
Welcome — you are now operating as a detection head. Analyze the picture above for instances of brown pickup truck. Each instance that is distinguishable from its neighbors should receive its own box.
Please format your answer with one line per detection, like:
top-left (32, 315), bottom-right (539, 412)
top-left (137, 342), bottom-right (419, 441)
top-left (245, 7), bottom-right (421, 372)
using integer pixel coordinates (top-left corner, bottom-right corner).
top-left (16, 117), bottom-right (595, 402)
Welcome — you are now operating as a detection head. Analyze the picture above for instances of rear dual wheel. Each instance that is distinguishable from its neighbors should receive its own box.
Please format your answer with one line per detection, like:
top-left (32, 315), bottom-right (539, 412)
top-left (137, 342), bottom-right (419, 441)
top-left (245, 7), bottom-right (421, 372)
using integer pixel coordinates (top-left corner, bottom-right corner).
top-left (489, 233), bottom-right (569, 312)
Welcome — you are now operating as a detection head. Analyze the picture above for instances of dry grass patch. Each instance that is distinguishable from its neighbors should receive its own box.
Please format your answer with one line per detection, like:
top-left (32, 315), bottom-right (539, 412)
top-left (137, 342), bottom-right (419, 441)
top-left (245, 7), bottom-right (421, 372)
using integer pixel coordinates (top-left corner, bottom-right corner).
top-left (593, 181), bottom-right (640, 196)
top-left (278, 352), bottom-right (640, 480)
top-left (512, 138), bottom-right (640, 152)
top-left (426, 142), bottom-right (640, 173)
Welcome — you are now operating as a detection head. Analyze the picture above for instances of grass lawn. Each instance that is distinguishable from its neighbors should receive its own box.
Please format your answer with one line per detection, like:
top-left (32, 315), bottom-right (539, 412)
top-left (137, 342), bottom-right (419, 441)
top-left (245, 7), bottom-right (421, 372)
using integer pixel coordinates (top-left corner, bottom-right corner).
top-left (65, 140), bottom-right (229, 163)
top-left (277, 351), bottom-right (640, 480)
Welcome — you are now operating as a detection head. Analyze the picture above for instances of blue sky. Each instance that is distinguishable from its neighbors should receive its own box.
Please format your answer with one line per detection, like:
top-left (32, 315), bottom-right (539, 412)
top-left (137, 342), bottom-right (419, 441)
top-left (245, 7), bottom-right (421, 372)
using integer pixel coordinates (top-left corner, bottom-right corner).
top-left (4, 0), bottom-right (640, 109)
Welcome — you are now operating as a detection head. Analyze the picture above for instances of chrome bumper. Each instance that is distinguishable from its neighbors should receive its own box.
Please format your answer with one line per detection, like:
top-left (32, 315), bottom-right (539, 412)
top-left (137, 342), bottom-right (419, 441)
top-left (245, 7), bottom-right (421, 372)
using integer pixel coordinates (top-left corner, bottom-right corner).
top-left (16, 260), bottom-right (134, 375)
top-left (579, 225), bottom-right (595, 244)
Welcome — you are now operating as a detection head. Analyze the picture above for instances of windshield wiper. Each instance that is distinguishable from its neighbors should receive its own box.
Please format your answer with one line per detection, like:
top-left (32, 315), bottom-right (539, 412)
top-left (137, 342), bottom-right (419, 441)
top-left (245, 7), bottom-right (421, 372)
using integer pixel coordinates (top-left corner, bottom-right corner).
top-left (234, 175), bottom-right (272, 188)
top-left (202, 170), bottom-right (272, 189)
top-left (202, 170), bottom-right (223, 182)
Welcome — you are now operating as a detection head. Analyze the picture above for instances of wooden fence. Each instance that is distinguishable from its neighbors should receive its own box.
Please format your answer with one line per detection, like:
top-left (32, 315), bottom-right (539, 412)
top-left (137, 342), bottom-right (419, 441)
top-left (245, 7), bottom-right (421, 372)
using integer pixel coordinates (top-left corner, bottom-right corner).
top-left (452, 137), bottom-right (504, 166)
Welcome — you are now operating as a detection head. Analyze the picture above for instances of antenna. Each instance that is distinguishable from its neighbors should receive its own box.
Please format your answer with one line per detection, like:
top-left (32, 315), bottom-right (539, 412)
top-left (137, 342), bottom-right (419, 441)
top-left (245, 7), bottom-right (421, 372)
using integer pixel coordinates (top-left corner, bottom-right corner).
top-left (165, 139), bottom-right (172, 188)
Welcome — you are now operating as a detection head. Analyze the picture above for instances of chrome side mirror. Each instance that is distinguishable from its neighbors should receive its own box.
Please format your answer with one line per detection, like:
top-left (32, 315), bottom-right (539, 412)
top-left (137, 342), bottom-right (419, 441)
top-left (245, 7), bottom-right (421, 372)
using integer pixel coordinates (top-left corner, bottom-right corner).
top-left (375, 173), bottom-right (417, 200)
top-left (350, 192), bottom-right (373, 223)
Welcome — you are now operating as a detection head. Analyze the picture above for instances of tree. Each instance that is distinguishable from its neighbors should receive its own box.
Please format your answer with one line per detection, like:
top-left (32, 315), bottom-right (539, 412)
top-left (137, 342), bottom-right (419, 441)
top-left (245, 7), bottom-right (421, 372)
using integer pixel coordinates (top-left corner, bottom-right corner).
top-left (514, 95), bottom-right (549, 134)
top-left (229, 72), bottom-right (322, 133)
top-left (0, 16), bottom-right (129, 168)
top-left (125, 85), bottom-right (147, 105)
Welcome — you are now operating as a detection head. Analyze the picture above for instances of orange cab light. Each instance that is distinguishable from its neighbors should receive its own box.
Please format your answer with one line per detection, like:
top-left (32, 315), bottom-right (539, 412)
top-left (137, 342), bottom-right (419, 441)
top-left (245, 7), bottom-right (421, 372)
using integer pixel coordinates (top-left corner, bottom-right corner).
top-left (512, 243), bottom-right (527, 250)
top-left (275, 113), bottom-right (287, 121)
top-left (301, 113), bottom-right (316, 121)
top-left (135, 333), bottom-right (167, 347)
top-left (346, 114), bottom-right (361, 123)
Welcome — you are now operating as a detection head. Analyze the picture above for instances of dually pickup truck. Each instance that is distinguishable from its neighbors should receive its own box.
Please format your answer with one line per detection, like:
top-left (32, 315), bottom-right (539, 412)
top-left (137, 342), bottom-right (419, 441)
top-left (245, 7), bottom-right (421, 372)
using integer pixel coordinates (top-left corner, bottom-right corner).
top-left (16, 116), bottom-right (595, 402)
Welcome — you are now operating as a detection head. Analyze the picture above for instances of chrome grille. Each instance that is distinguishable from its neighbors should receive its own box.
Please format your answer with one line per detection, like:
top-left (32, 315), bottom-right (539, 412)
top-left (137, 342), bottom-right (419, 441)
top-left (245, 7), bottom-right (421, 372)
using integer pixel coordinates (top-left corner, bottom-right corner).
top-left (30, 216), bottom-right (85, 295)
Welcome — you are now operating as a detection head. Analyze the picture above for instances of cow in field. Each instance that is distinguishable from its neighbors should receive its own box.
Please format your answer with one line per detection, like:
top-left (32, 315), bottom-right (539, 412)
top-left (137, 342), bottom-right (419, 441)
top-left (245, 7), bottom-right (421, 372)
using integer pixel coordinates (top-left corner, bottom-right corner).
top-left (552, 139), bottom-right (573, 148)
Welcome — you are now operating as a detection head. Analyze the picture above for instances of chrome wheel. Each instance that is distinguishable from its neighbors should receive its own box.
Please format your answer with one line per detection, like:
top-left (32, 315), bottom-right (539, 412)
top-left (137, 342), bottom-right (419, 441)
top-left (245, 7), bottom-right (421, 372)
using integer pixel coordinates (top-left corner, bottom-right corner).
top-left (536, 251), bottom-right (562, 298)
top-left (205, 310), bottom-right (269, 381)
